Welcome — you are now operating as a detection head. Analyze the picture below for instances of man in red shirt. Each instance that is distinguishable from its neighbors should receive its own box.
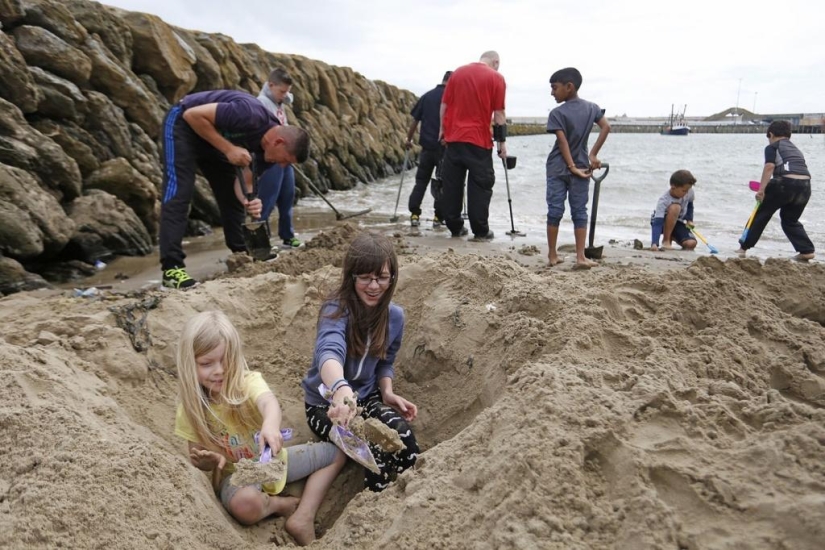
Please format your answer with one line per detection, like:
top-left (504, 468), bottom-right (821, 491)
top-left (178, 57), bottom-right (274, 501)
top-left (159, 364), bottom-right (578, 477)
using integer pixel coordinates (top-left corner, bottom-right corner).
top-left (438, 51), bottom-right (507, 240)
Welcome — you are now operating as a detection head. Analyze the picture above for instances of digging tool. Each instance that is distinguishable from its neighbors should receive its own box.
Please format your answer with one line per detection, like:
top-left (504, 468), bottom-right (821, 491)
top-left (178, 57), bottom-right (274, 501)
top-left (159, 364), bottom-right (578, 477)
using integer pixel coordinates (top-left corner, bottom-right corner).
top-left (740, 201), bottom-right (761, 243)
top-left (688, 225), bottom-right (719, 254)
top-left (235, 167), bottom-right (273, 261)
top-left (293, 166), bottom-right (371, 221)
top-left (500, 153), bottom-right (525, 237)
top-left (390, 149), bottom-right (410, 222)
top-left (584, 163), bottom-right (610, 260)
top-left (749, 180), bottom-right (761, 192)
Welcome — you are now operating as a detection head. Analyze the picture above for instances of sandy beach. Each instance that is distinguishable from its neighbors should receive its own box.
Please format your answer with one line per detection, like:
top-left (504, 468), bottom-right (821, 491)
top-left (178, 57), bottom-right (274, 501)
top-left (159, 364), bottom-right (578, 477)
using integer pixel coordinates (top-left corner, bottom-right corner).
top-left (2, 221), bottom-right (824, 549)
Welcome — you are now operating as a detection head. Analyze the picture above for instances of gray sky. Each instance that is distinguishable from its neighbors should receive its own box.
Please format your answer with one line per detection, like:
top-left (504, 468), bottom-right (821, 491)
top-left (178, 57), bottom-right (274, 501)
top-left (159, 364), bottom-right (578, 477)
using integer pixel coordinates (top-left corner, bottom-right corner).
top-left (102, 0), bottom-right (822, 118)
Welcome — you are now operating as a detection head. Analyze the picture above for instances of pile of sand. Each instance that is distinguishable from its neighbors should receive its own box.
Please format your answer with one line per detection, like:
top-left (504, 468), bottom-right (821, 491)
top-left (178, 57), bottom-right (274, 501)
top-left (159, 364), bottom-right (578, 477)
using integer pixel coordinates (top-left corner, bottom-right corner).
top-left (1, 225), bottom-right (823, 549)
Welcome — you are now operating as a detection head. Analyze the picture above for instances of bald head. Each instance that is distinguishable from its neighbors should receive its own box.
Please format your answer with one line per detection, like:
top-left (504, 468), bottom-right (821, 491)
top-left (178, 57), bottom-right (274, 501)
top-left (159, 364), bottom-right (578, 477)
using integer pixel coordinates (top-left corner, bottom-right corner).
top-left (480, 51), bottom-right (500, 71)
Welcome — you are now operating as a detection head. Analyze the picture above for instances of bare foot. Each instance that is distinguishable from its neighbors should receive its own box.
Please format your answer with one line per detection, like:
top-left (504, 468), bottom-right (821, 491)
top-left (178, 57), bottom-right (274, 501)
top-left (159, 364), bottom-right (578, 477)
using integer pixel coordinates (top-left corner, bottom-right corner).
top-left (736, 248), bottom-right (747, 258)
top-left (285, 511), bottom-right (316, 547)
top-left (661, 243), bottom-right (673, 251)
top-left (548, 255), bottom-right (565, 266)
top-left (269, 495), bottom-right (300, 517)
top-left (793, 253), bottom-right (815, 262)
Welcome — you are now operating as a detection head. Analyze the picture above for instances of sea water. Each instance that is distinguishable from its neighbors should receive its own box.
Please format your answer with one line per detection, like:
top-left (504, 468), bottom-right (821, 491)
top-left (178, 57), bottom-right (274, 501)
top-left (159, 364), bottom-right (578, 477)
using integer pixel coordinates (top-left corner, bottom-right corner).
top-left (303, 133), bottom-right (825, 259)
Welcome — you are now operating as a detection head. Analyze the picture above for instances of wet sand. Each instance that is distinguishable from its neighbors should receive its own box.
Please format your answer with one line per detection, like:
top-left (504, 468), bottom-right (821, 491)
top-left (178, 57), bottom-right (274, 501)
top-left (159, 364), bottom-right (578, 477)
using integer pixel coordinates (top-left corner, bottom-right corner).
top-left (69, 205), bottom-right (704, 295)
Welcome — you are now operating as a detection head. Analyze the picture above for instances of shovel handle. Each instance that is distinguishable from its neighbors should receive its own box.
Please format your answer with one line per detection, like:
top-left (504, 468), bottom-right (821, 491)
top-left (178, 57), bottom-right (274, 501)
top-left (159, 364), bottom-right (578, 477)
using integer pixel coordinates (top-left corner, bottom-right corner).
top-left (591, 163), bottom-right (610, 184)
top-left (235, 166), bottom-right (261, 221)
top-left (235, 166), bottom-right (259, 199)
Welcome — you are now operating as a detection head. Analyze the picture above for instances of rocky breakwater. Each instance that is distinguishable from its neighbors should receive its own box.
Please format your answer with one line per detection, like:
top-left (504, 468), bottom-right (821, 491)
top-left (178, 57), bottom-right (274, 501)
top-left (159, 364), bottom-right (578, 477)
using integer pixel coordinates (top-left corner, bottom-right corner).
top-left (0, 0), bottom-right (416, 294)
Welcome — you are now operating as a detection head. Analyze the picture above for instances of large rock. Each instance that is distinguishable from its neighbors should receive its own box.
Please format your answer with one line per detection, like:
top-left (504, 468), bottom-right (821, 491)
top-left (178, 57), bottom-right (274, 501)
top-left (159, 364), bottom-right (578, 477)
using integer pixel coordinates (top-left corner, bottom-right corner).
top-left (28, 66), bottom-right (88, 121)
top-left (121, 11), bottom-right (196, 102)
top-left (81, 34), bottom-right (162, 137)
top-left (64, 189), bottom-right (152, 262)
top-left (84, 158), bottom-right (159, 238)
top-left (19, 0), bottom-right (88, 45)
top-left (0, 97), bottom-right (82, 200)
top-left (0, 255), bottom-right (50, 295)
top-left (81, 90), bottom-right (133, 159)
top-left (195, 33), bottom-right (240, 89)
top-left (30, 118), bottom-right (102, 176)
top-left (0, 30), bottom-right (41, 113)
top-left (0, 0), bottom-right (25, 26)
top-left (63, 0), bottom-right (132, 66)
top-left (127, 122), bottom-right (162, 188)
top-left (176, 28), bottom-right (223, 92)
top-left (0, 163), bottom-right (75, 259)
top-left (12, 24), bottom-right (92, 84)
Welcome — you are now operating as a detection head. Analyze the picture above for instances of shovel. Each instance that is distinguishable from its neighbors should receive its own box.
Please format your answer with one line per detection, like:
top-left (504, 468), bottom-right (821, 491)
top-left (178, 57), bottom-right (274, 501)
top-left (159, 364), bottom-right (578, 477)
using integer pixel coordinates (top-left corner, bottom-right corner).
top-left (584, 163), bottom-right (610, 260)
top-left (293, 166), bottom-right (372, 221)
top-left (235, 167), bottom-right (273, 261)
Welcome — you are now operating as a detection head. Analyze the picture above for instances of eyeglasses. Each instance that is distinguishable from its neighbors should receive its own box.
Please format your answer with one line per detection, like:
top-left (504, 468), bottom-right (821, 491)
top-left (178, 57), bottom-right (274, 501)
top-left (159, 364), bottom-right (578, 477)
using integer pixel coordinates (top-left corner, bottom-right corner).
top-left (353, 274), bottom-right (394, 287)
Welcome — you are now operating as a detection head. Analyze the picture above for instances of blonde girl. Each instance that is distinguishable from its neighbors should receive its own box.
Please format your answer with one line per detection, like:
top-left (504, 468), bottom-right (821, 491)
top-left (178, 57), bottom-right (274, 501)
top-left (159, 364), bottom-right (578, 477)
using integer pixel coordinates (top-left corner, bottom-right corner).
top-left (301, 232), bottom-right (419, 492)
top-left (175, 310), bottom-right (344, 546)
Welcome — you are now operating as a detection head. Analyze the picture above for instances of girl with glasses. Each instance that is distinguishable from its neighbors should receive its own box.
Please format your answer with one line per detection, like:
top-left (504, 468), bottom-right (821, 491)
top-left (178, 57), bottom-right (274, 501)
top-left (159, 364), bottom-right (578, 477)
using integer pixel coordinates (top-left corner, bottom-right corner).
top-left (301, 232), bottom-right (419, 491)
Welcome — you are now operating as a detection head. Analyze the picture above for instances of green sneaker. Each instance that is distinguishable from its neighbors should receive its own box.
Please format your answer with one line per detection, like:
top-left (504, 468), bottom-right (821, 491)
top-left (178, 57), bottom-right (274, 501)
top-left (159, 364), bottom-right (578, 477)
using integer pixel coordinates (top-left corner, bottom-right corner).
top-left (162, 266), bottom-right (197, 289)
top-left (281, 237), bottom-right (303, 249)
top-left (410, 214), bottom-right (420, 227)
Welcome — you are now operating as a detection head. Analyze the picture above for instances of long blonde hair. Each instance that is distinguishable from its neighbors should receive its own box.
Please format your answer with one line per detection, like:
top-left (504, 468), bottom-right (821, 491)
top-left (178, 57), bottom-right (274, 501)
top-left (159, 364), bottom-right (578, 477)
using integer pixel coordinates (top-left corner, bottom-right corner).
top-left (176, 311), bottom-right (258, 452)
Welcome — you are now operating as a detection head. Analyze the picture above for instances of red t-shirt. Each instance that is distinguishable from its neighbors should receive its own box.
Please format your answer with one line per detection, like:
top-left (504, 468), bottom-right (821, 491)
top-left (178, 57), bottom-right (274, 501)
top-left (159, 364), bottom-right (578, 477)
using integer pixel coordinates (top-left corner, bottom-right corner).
top-left (441, 62), bottom-right (506, 149)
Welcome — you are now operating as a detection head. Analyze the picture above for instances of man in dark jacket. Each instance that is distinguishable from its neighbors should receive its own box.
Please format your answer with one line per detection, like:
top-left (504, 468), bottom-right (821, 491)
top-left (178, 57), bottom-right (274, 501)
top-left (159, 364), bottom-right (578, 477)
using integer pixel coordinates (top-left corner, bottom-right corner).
top-left (405, 71), bottom-right (452, 228)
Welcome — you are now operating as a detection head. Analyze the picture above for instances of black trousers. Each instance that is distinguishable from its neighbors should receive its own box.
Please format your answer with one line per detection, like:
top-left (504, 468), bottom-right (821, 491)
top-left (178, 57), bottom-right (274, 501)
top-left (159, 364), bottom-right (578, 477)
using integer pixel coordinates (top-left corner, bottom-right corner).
top-left (441, 142), bottom-right (495, 237)
top-left (407, 146), bottom-right (443, 218)
top-left (305, 390), bottom-right (419, 492)
top-left (159, 106), bottom-right (246, 270)
top-left (739, 177), bottom-right (814, 254)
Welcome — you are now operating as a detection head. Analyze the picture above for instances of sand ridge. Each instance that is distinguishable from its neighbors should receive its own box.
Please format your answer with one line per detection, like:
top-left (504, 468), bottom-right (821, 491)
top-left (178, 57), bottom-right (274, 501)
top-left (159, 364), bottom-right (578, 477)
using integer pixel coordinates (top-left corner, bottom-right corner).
top-left (1, 225), bottom-right (824, 549)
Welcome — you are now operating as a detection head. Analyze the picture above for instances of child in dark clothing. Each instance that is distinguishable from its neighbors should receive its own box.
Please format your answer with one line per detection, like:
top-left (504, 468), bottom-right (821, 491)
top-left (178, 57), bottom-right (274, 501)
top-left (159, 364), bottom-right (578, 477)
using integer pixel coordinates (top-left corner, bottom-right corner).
top-left (650, 170), bottom-right (698, 251)
top-left (737, 120), bottom-right (815, 260)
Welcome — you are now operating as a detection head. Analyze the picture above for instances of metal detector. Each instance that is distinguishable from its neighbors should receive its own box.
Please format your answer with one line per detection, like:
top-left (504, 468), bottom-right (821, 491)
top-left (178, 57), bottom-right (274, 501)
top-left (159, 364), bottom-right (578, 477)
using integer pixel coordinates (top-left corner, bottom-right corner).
top-left (293, 166), bottom-right (371, 221)
top-left (390, 149), bottom-right (410, 222)
top-left (501, 154), bottom-right (525, 237)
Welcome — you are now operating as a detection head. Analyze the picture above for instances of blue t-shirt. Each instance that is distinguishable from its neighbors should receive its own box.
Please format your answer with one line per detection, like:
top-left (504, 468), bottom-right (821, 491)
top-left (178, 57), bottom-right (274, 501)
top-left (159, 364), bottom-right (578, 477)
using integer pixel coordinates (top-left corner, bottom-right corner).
top-left (180, 90), bottom-right (277, 154)
top-left (411, 84), bottom-right (446, 150)
top-left (546, 98), bottom-right (604, 177)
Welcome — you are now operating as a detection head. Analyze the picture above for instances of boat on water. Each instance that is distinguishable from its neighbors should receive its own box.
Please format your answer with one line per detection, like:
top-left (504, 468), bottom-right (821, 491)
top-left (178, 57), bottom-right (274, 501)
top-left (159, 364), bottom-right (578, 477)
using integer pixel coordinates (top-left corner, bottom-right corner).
top-left (661, 104), bottom-right (690, 135)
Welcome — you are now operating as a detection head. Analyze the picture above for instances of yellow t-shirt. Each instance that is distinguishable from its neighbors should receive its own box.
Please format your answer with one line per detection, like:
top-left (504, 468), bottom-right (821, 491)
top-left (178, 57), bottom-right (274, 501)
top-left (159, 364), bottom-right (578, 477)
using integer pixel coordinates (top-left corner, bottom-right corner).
top-left (175, 371), bottom-right (288, 494)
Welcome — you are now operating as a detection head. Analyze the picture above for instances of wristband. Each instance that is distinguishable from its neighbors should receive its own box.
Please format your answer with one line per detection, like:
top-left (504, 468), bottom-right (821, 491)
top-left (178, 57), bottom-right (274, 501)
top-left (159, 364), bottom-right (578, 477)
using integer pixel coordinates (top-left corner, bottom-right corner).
top-left (331, 382), bottom-right (352, 399)
top-left (330, 378), bottom-right (351, 396)
top-left (329, 377), bottom-right (347, 390)
top-left (493, 123), bottom-right (507, 143)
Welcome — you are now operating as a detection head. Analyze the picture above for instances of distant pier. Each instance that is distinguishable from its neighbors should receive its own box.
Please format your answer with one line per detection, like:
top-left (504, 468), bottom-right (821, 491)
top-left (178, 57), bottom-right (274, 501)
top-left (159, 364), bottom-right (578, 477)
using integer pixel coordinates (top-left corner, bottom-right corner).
top-left (508, 111), bottom-right (824, 136)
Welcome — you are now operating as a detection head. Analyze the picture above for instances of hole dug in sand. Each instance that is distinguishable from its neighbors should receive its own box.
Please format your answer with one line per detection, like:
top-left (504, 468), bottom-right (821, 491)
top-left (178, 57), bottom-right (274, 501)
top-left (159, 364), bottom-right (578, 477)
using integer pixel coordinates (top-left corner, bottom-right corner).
top-left (3, 224), bottom-right (825, 549)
